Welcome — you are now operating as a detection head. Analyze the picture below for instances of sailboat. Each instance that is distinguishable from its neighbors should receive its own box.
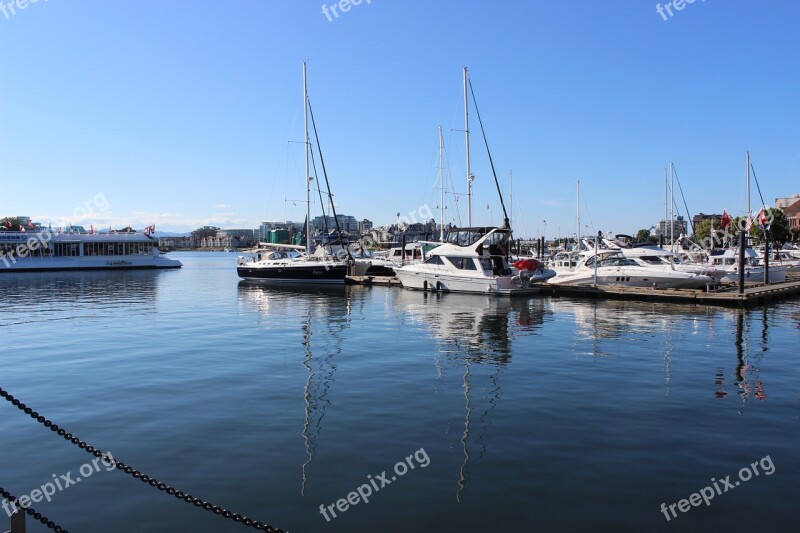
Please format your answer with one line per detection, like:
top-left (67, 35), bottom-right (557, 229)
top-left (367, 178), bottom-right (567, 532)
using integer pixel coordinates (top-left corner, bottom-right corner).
top-left (237, 63), bottom-right (347, 284)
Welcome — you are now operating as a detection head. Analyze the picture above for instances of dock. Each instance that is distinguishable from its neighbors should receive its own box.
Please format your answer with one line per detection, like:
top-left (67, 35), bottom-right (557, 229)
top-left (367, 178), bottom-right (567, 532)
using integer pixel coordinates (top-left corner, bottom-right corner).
top-left (346, 273), bottom-right (800, 307)
top-left (541, 278), bottom-right (800, 308)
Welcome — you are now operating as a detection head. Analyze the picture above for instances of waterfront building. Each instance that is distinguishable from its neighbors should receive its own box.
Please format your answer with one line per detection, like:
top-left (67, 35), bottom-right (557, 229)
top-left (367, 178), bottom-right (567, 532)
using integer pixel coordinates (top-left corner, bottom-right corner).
top-left (654, 216), bottom-right (687, 240)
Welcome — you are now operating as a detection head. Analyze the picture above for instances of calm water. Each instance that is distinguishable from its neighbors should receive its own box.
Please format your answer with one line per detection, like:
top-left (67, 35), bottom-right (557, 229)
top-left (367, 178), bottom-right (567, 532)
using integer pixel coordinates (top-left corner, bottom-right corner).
top-left (1, 252), bottom-right (798, 532)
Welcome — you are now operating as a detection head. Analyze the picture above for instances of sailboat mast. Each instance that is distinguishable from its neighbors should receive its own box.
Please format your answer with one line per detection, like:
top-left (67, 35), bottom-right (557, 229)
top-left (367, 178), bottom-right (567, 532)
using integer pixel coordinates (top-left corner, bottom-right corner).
top-left (303, 62), bottom-right (311, 255)
top-left (669, 161), bottom-right (675, 246)
top-left (576, 179), bottom-right (581, 248)
top-left (663, 167), bottom-right (667, 245)
top-left (439, 125), bottom-right (445, 242)
top-left (746, 150), bottom-right (751, 216)
top-left (509, 170), bottom-right (513, 231)
top-left (464, 66), bottom-right (472, 227)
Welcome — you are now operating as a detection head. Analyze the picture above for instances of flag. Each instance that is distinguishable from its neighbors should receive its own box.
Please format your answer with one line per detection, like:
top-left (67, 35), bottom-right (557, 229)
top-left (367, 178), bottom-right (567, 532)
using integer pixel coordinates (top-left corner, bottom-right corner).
top-left (27, 220), bottom-right (35, 229)
top-left (757, 207), bottom-right (769, 227)
top-left (90, 225), bottom-right (94, 234)
top-left (144, 224), bottom-right (155, 237)
top-left (720, 210), bottom-right (731, 230)
top-left (19, 225), bottom-right (26, 232)
top-left (3, 220), bottom-right (11, 230)
top-left (745, 215), bottom-right (754, 232)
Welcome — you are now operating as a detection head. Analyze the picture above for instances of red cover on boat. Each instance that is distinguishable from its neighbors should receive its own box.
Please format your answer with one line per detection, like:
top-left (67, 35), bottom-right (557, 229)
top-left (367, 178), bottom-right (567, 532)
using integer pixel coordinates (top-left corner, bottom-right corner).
top-left (513, 259), bottom-right (540, 271)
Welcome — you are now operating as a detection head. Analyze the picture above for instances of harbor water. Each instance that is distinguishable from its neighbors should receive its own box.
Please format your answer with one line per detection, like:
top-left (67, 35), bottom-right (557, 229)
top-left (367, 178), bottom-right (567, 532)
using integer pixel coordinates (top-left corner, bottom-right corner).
top-left (1, 252), bottom-right (798, 532)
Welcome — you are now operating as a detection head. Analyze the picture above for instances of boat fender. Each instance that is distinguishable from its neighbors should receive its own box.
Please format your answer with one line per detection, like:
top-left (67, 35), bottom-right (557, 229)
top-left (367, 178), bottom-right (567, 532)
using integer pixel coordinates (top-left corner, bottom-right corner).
top-left (423, 280), bottom-right (428, 291)
top-left (435, 281), bottom-right (441, 291)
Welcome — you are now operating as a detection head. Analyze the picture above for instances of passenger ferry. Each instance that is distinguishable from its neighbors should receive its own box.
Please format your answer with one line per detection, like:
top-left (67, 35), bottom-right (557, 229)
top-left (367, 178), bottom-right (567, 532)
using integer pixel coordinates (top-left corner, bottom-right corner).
top-left (0, 231), bottom-right (182, 272)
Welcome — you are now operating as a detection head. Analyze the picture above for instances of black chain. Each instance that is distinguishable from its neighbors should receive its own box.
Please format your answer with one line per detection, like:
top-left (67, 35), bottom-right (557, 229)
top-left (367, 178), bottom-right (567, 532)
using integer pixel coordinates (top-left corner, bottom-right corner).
top-left (0, 486), bottom-right (68, 532)
top-left (0, 387), bottom-right (285, 532)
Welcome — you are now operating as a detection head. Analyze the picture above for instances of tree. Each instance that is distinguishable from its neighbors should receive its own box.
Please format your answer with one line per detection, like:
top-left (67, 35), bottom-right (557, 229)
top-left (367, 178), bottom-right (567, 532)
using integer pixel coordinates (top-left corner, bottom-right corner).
top-left (694, 219), bottom-right (718, 243)
top-left (634, 229), bottom-right (653, 243)
top-left (749, 208), bottom-right (791, 244)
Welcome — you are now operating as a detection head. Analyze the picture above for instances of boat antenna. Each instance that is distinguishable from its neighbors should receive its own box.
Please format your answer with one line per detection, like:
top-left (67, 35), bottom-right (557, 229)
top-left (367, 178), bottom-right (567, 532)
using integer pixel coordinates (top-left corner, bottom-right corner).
top-left (468, 78), bottom-right (509, 228)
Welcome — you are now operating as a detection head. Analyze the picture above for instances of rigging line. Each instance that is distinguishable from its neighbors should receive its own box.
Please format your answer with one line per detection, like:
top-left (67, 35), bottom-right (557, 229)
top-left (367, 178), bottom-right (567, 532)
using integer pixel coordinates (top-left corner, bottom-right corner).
top-left (671, 166), bottom-right (695, 234)
top-left (749, 163), bottom-right (767, 211)
top-left (443, 139), bottom-right (463, 226)
top-left (582, 195), bottom-right (595, 234)
top-left (307, 97), bottom-right (349, 253)
top-left (468, 78), bottom-right (509, 227)
top-left (309, 145), bottom-right (329, 236)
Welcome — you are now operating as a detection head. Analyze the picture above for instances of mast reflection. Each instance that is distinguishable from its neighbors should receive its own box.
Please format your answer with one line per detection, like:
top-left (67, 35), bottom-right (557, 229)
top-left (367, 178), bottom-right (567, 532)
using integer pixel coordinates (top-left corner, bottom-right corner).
top-left (236, 282), bottom-right (350, 494)
top-left (392, 291), bottom-right (547, 499)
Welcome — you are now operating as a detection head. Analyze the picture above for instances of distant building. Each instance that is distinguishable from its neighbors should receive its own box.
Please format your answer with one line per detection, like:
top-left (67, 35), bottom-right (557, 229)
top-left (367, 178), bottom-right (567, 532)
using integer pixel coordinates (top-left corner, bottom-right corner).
top-left (259, 221), bottom-right (304, 241)
top-left (159, 236), bottom-right (196, 249)
top-left (692, 213), bottom-right (722, 225)
top-left (775, 194), bottom-right (800, 210)
top-left (781, 198), bottom-right (800, 230)
top-left (358, 218), bottom-right (373, 235)
top-left (654, 216), bottom-right (687, 239)
top-left (311, 214), bottom-right (359, 234)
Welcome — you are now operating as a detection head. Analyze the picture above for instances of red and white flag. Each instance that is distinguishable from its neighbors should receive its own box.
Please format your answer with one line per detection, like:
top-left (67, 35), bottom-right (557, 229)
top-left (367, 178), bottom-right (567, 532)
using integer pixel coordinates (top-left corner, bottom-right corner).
top-left (757, 207), bottom-right (769, 227)
top-left (745, 215), bottom-right (754, 232)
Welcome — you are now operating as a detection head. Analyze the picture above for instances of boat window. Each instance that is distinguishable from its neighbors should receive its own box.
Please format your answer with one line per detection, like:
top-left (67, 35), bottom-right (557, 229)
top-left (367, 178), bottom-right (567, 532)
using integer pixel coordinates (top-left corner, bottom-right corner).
top-left (478, 258), bottom-right (492, 271)
top-left (639, 256), bottom-right (663, 265)
top-left (445, 257), bottom-right (478, 270)
top-left (425, 255), bottom-right (444, 265)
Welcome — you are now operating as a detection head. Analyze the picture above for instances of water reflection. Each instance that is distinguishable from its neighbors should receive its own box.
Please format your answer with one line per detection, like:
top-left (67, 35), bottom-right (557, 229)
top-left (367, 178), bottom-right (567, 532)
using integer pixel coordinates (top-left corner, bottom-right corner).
top-left (236, 282), bottom-right (351, 494)
top-left (391, 291), bottom-right (547, 499)
top-left (730, 308), bottom-right (768, 404)
top-left (0, 270), bottom-right (163, 326)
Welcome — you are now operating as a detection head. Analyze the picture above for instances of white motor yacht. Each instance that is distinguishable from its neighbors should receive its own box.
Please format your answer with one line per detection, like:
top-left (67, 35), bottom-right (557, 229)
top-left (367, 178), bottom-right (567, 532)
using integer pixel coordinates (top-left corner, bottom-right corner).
top-left (395, 228), bottom-right (556, 295)
top-left (546, 250), bottom-right (715, 289)
top-left (707, 249), bottom-right (788, 283)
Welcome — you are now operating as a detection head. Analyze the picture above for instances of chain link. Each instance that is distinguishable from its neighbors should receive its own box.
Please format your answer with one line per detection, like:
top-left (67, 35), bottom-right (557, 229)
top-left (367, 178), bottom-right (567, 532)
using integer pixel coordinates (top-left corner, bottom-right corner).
top-left (0, 487), bottom-right (68, 532)
top-left (0, 387), bottom-right (286, 532)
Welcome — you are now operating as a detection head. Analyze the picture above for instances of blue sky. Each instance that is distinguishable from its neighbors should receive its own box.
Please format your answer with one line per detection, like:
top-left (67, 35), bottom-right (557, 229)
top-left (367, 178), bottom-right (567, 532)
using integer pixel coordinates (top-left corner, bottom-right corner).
top-left (1, 0), bottom-right (798, 238)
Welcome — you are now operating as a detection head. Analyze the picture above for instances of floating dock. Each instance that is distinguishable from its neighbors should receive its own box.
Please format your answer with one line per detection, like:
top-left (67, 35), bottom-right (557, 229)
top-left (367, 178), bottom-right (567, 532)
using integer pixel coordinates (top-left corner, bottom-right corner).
top-left (539, 279), bottom-right (800, 308)
top-left (346, 274), bottom-right (800, 307)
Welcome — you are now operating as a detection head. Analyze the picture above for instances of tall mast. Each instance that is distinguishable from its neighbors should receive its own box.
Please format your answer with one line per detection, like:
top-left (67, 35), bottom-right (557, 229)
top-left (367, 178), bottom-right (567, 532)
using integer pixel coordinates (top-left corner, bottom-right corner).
top-left (509, 170), bottom-right (513, 231)
top-left (464, 66), bottom-right (472, 227)
top-left (746, 150), bottom-right (751, 216)
top-left (669, 161), bottom-right (675, 246)
top-left (664, 167), bottom-right (667, 245)
top-left (303, 62), bottom-right (311, 255)
top-left (576, 179), bottom-right (581, 247)
top-left (438, 125), bottom-right (445, 242)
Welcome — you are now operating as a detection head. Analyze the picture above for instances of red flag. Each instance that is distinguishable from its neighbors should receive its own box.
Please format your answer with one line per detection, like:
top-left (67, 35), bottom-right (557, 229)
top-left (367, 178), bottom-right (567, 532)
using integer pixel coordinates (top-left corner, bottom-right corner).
top-left (27, 220), bottom-right (35, 229)
top-left (90, 225), bottom-right (94, 234)
top-left (3, 220), bottom-right (11, 229)
top-left (745, 215), bottom-right (754, 232)
top-left (757, 208), bottom-right (769, 227)
top-left (720, 210), bottom-right (731, 229)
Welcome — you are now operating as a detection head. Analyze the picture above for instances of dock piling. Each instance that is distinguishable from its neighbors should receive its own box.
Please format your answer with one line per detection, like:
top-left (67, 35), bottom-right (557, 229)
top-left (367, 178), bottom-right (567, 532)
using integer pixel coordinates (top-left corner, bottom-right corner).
top-left (738, 230), bottom-right (746, 295)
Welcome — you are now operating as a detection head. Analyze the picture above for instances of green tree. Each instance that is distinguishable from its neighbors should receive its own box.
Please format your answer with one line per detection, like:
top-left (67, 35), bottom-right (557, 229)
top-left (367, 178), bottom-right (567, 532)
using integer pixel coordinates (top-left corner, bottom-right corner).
top-left (749, 208), bottom-right (791, 244)
top-left (694, 219), bottom-right (718, 243)
top-left (634, 229), bottom-right (654, 243)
